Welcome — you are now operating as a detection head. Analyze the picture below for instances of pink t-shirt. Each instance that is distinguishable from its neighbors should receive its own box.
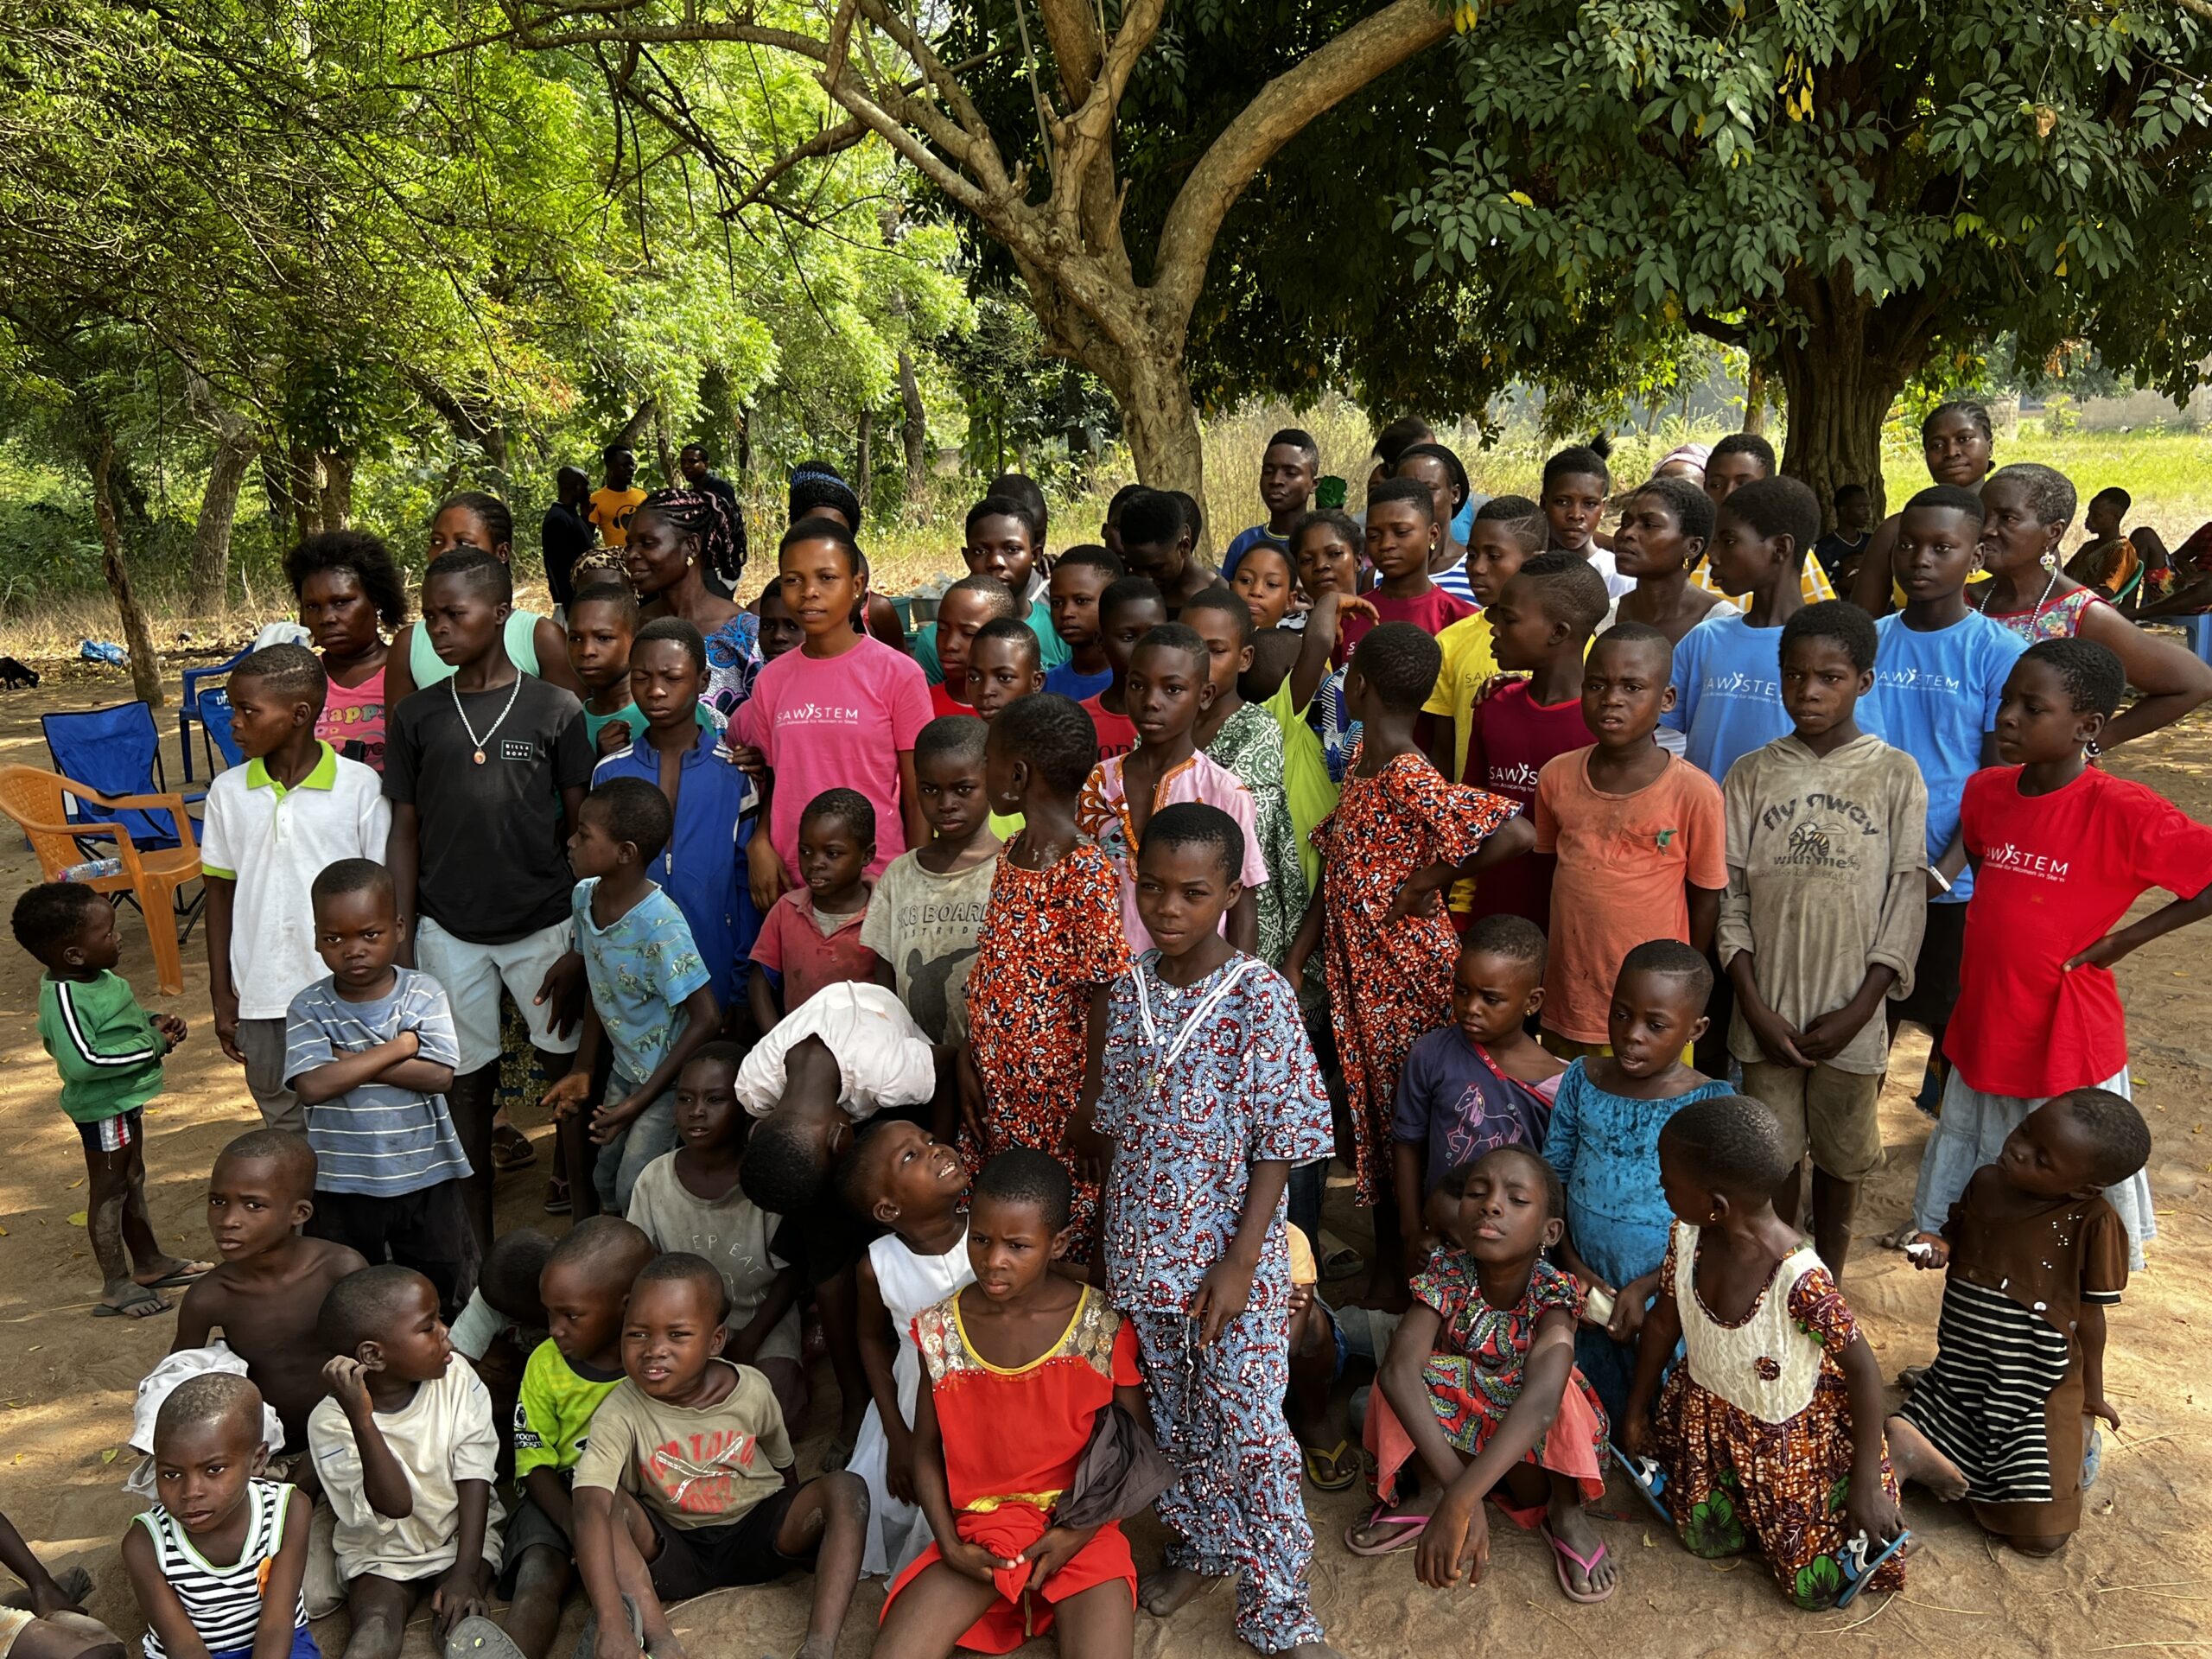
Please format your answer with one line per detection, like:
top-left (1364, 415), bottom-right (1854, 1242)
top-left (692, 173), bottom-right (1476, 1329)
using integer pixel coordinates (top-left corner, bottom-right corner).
top-left (735, 637), bottom-right (930, 879)
top-left (318, 665), bottom-right (388, 772)
top-left (1338, 583), bottom-right (1479, 658)
top-left (1074, 750), bottom-right (1269, 953)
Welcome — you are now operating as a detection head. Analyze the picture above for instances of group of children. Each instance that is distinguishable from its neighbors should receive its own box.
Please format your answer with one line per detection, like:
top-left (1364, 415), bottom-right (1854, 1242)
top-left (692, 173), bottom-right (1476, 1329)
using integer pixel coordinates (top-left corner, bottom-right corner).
top-left (9, 429), bottom-right (2203, 1659)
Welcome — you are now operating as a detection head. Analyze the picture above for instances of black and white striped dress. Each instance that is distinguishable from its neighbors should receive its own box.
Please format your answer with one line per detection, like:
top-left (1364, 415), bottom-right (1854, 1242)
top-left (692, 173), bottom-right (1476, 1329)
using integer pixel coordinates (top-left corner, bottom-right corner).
top-left (136, 1478), bottom-right (306, 1659)
top-left (1897, 1174), bottom-right (2127, 1535)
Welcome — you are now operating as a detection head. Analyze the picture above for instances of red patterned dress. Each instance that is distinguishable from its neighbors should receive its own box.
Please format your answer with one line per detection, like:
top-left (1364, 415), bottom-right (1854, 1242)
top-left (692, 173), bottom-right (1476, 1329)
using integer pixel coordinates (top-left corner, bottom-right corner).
top-left (1311, 749), bottom-right (1517, 1203)
top-left (1366, 1251), bottom-right (1608, 1519)
top-left (963, 842), bottom-right (1129, 1241)
top-left (883, 1287), bottom-right (1141, 1652)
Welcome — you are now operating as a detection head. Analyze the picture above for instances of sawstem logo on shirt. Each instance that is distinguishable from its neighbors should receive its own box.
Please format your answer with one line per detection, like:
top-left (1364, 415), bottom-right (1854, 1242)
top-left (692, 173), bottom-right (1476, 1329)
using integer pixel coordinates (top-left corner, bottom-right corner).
top-left (1982, 841), bottom-right (2070, 881)
top-left (1873, 664), bottom-right (1967, 695)
top-left (772, 701), bottom-right (861, 727)
top-left (1707, 669), bottom-right (1782, 700)
top-left (1486, 760), bottom-right (1544, 798)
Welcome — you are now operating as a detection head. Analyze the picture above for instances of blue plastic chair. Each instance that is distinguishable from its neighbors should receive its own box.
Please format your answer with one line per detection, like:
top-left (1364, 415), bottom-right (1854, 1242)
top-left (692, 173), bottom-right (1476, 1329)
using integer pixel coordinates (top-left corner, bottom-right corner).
top-left (181, 645), bottom-right (253, 780)
top-left (197, 688), bottom-right (244, 772)
top-left (41, 702), bottom-right (204, 855)
top-left (2190, 613), bottom-right (2212, 666)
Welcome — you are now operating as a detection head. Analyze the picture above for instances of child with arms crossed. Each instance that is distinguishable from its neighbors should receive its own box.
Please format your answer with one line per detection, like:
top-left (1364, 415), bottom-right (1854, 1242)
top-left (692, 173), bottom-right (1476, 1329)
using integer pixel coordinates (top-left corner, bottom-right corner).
top-left (570, 1255), bottom-right (867, 1659)
top-left (874, 1153), bottom-right (1143, 1659)
top-left (1910, 639), bottom-right (2212, 1265)
top-left (1890, 1088), bottom-right (2150, 1556)
top-left (125, 1376), bottom-right (315, 1659)
top-left (308, 1268), bottom-right (504, 1659)
top-left (1360, 1148), bottom-right (1618, 1605)
top-left (283, 861), bottom-right (470, 1313)
top-left (1080, 804), bottom-right (1342, 1658)
top-left (1621, 1098), bottom-right (1907, 1610)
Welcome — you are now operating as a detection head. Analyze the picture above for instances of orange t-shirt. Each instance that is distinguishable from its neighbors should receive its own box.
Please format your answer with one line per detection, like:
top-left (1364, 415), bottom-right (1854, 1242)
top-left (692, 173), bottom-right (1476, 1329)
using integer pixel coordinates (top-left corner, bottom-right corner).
top-left (1532, 747), bottom-right (1726, 1043)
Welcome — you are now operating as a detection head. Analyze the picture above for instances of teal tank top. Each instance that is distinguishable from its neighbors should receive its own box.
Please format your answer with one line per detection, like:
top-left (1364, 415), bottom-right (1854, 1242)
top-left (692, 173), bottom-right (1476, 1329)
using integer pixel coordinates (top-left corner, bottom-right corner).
top-left (409, 608), bottom-right (543, 685)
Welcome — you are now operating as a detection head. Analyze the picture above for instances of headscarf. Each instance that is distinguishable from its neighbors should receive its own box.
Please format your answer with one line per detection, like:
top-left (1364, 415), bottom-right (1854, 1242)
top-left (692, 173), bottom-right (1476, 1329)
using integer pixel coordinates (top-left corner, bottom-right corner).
top-left (1652, 442), bottom-right (1711, 483)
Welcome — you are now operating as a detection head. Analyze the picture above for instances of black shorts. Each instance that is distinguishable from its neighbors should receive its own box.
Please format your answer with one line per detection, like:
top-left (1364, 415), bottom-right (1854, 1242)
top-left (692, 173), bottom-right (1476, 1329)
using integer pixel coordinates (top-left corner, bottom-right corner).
top-left (1892, 899), bottom-right (1967, 1027)
top-left (306, 1180), bottom-right (479, 1316)
top-left (494, 1496), bottom-right (573, 1594)
top-left (644, 1487), bottom-right (807, 1600)
top-left (76, 1106), bottom-right (142, 1154)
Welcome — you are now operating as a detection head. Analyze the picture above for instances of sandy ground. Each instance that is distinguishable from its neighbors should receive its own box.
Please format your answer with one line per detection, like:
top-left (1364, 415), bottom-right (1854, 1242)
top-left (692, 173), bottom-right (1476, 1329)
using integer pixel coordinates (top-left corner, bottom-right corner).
top-left (2, 659), bottom-right (2209, 1659)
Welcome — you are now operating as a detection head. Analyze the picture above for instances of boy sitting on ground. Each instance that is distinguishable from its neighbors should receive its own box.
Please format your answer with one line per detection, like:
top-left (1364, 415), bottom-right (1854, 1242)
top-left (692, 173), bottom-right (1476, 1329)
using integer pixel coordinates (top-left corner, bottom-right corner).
top-left (16, 881), bottom-right (203, 1319)
top-left (308, 1266), bottom-right (504, 1659)
top-left (572, 1255), bottom-right (868, 1659)
top-left (175, 1130), bottom-right (367, 1455)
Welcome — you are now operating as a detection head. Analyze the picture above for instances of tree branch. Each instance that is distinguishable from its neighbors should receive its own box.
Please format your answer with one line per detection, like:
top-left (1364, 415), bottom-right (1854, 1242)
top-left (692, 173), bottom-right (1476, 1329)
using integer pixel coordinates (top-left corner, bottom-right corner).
top-left (1152, 0), bottom-right (1459, 318)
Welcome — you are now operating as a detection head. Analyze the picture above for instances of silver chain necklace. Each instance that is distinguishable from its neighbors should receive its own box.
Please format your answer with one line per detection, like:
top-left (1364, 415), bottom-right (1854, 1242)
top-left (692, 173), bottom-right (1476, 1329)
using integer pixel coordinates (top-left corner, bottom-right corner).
top-left (449, 672), bottom-right (524, 766)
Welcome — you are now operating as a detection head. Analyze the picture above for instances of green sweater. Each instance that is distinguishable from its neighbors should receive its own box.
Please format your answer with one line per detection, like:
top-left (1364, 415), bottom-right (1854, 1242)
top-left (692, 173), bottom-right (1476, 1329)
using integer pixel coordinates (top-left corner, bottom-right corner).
top-left (37, 970), bottom-right (165, 1122)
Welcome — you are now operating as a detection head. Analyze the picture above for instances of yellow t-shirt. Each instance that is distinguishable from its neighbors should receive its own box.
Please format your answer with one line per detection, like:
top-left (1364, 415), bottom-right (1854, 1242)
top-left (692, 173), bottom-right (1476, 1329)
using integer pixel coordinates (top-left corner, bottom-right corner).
top-left (1687, 557), bottom-right (1836, 607)
top-left (588, 486), bottom-right (649, 549)
top-left (1423, 612), bottom-right (1502, 785)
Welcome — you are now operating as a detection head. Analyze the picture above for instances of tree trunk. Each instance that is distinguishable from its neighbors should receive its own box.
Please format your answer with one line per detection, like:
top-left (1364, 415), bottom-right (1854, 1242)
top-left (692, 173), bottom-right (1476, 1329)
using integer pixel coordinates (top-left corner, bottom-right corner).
top-left (736, 404), bottom-right (753, 476)
top-left (855, 408), bottom-right (874, 522)
top-left (897, 353), bottom-right (928, 507)
top-left (1111, 346), bottom-right (1210, 552)
top-left (318, 449), bottom-right (354, 531)
top-left (261, 454), bottom-right (293, 548)
top-left (188, 427), bottom-right (260, 611)
top-left (284, 441), bottom-right (324, 539)
top-left (1775, 336), bottom-right (1907, 531)
top-left (650, 406), bottom-right (677, 490)
top-left (1742, 356), bottom-right (1770, 436)
top-left (613, 398), bottom-right (657, 455)
top-left (91, 437), bottom-right (164, 707)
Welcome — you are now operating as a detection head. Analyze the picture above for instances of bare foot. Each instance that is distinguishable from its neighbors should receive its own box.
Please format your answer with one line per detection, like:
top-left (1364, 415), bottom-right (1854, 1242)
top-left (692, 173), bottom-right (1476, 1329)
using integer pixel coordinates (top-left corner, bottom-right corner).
top-left (1137, 1564), bottom-right (1221, 1618)
top-left (791, 1640), bottom-right (836, 1659)
top-left (1546, 1500), bottom-right (1618, 1599)
top-left (1885, 1414), bottom-right (1968, 1501)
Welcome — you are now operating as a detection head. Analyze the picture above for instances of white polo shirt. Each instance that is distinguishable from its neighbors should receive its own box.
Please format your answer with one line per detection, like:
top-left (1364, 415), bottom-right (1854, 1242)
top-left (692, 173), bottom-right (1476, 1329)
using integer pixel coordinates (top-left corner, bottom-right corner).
top-left (199, 743), bottom-right (391, 1019)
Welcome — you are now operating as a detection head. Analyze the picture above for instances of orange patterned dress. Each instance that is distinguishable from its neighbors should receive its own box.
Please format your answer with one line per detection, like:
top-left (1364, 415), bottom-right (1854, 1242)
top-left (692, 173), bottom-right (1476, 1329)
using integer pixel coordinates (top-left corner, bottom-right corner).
top-left (883, 1287), bottom-right (1141, 1652)
top-left (1312, 749), bottom-right (1517, 1204)
top-left (963, 842), bottom-right (1129, 1242)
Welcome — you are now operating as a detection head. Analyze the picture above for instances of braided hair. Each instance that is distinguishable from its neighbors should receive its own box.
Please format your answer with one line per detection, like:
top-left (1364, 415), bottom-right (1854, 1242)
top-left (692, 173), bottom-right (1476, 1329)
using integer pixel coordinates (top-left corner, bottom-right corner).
top-left (636, 487), bottom-right (744, 587)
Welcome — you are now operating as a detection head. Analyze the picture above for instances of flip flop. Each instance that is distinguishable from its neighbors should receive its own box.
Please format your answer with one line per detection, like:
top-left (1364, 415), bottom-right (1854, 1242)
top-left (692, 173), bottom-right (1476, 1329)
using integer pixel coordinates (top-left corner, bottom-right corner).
top-left (1302, 1440), bottom-right (1358, 1492)
top-left (1541, 1522), bottom-right (1617, 1604)
top-left (136, 1262), bottom-right (214, 1289)
top-left (492, 1125), bottom-right (538, 1170)
top-left (93, 1286), bottom-right (173, 1319)
top-left (0, 1566), bottom-right (92, 1613)
top-left (446, 1617), bottom-right (526, 1659)
top-left (1834, 1527), bottom-right (1910, 1608)
top-left (1609, 1442), bottom-right (1671, 1522)
top-left (1319, 1245), bottom-right (1366, 1282)
top-left (1343, 1503), bottom-right (1429, 1556)
top-left (543, 1175), bottom-right (572, 1217)
top-left (573, 1594), bottom-right (644, 1659)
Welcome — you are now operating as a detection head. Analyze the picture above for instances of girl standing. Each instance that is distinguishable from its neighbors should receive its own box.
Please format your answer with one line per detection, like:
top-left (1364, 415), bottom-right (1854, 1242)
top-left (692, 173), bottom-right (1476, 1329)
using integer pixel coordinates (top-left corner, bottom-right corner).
top-left (383, 492), bottom-right (581, 703)
top-left (285, 530), bottom-right (408, 771)
top-left (623, 487), bottom-right (763, 728)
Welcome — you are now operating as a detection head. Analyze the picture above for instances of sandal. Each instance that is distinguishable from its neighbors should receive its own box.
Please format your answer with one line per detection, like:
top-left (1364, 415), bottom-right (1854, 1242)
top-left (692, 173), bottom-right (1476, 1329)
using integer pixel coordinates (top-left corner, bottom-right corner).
top-left (1319, 1244), bottom-right (1366, 1282)
top-left (543, 1174), bottom-right (571, 1216)
top-left (1342, 1501), bottom-right (1429, 1556)
top-left (93, 1285), bottom-right (173, 1319)
top-left (1610, 1442), bottom-right (1671, 1522)
top-left (446, 1617), bottom-right (526, 1659)
top-left (1541, 1522), bottom-right (1618, 1604)
top-left (1835, 1528), bottom-right (1911, 1607)
top-left (573, 1593), bottom-right (643, 1659)
top-left (1302, 1440), bottom-right (1359, 1492)
top-left (493, 1124), bottom-right (537, 1170)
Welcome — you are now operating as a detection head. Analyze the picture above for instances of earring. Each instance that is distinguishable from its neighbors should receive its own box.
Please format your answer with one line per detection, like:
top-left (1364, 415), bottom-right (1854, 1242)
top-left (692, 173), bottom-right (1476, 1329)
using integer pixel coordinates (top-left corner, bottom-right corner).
top-left (686, 556), bottom-right (696, 569)
top-left (2042, 549), bottom-right (2058, 572)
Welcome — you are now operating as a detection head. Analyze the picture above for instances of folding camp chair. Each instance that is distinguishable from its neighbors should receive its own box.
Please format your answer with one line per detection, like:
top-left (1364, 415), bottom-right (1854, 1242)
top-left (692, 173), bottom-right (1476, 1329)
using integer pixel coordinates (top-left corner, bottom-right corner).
top-left (196, 687), bottom-right (244, 772)
top-left (180, 645), bottom-right (253, 780)
top-left (40, 702), bottom-right (204, 855)
top-left (0, 766), bottom-right (202, 995)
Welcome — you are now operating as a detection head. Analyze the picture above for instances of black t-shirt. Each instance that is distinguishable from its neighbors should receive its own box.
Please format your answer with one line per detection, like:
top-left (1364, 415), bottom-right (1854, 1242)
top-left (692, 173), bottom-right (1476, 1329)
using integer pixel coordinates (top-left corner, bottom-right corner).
top-left (385, 677), bottom-right (593, 944)
top-left (541, 503), bottom-right (595, 608)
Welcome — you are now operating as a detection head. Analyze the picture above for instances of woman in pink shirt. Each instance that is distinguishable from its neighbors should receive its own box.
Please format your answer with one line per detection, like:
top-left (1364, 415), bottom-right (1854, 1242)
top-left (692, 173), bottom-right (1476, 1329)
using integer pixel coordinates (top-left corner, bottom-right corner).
top-left (285, 530), bottom-right (408, 771)
top-left (734, 519), bottom-right (931, 910)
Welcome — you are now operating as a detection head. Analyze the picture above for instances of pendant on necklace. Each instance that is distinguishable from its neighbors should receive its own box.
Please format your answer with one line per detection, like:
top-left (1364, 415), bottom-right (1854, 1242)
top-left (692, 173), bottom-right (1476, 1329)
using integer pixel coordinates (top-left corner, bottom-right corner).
top-left (473, 749), bottom-right (486, 766)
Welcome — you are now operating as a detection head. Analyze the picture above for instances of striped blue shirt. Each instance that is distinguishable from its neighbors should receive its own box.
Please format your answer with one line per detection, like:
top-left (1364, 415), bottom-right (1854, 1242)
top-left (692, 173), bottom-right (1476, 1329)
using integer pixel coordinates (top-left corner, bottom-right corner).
top-left (283, 968), bottom-right (470, 1196)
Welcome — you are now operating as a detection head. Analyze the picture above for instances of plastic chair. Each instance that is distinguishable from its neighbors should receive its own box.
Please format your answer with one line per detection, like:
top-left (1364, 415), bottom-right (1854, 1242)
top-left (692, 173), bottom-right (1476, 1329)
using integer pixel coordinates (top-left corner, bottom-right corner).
top-left (41, 702), bottom-right (204, 854)
top-left (181, 645), bottom-right (253, 781)
top-left (2190, 613), bottom-right (2212, 666)
top-left (197, 688), bottom-right (244, 772)
top-left (0, 766), bottom-right (202, 995)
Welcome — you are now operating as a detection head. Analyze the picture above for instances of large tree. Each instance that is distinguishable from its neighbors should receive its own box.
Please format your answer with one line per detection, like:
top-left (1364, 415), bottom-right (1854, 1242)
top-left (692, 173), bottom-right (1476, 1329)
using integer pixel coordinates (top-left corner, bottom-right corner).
top-left (1391, 0), bottom-right (2212, 513)
top-left (480, 0), bottom-right (1465, 520)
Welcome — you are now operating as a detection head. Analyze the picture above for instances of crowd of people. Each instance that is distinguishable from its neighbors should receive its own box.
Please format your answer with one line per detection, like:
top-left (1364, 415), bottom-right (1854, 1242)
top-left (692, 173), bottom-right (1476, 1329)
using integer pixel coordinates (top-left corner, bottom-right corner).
top-left (8, 406), bottom-right (2211, 1659)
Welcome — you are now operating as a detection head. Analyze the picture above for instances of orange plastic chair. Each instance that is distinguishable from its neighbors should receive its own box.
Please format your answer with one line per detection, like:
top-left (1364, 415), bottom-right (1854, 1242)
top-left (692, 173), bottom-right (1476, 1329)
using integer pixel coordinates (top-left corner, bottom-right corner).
top-left (0, 765), bottom-right (202, 995)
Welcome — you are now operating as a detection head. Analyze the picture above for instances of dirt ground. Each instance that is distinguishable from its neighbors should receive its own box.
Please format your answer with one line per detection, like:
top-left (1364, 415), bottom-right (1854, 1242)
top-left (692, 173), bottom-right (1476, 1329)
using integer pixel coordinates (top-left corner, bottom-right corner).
top-left (2, 658), bottom-right (2208, 1659)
